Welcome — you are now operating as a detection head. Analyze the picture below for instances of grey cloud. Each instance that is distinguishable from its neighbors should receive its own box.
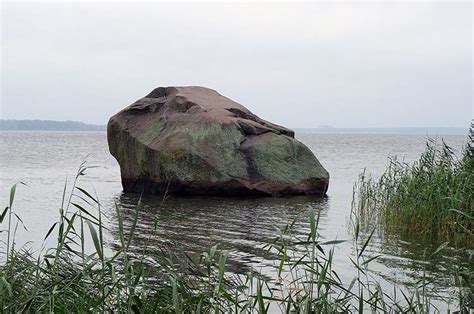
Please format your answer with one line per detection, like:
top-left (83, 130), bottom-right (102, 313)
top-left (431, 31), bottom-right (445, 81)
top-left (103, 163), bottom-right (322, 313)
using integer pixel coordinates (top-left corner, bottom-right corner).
top-left (1, 2), bottom-right (472, 127)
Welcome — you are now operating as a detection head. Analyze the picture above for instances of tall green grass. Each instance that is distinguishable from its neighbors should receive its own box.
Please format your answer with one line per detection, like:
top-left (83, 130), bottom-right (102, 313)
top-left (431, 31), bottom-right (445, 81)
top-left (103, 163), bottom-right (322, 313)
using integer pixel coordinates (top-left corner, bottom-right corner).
top-left (354, 124), bottom-right (473, 247)
top-left (0, 162), bottom-right (471, 312)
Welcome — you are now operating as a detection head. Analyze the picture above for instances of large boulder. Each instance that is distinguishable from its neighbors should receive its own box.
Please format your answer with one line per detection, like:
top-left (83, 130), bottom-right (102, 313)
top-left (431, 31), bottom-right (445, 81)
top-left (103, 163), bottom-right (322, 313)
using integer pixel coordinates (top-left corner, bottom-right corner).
top-left (107, 86), bottom-right (329, 196)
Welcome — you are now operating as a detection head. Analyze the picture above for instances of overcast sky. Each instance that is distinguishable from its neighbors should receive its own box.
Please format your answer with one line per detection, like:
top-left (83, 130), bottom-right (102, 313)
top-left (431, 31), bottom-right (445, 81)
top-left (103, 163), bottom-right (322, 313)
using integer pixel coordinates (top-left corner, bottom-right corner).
top-left (1, 1), bottom-right (472, 128)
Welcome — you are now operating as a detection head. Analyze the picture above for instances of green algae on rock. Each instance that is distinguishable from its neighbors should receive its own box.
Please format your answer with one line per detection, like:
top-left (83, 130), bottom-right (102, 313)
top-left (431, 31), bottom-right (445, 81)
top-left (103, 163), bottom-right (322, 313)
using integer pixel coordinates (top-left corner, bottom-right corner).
top-left (107, 86), bottom-right (329, 196)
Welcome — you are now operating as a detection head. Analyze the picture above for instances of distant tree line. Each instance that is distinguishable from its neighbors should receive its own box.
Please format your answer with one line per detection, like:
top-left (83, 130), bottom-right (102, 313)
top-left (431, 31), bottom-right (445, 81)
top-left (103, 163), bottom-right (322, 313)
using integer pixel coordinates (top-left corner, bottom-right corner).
top-left (0, 119), bottom-right (106, 131)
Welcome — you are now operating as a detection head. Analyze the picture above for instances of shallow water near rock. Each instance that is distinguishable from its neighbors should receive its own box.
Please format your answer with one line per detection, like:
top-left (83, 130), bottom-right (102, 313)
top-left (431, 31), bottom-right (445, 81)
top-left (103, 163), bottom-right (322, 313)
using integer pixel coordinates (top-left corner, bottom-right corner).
top-left (0, 131), bottom-right (471, 310)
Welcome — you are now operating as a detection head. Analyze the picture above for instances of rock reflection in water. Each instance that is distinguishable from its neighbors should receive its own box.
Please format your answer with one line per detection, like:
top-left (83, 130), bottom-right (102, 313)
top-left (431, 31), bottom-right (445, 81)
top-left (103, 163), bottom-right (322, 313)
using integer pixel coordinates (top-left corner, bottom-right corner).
top-left (107, 193), bottom-right (329, 275)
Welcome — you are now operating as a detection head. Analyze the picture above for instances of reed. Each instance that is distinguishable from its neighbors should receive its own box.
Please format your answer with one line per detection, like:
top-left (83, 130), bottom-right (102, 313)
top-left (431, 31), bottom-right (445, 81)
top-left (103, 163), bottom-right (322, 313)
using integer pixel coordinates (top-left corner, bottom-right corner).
top-left (354, 123), bottom-right (473, 247)
top-left (0, 162), bottom-right (471, 312)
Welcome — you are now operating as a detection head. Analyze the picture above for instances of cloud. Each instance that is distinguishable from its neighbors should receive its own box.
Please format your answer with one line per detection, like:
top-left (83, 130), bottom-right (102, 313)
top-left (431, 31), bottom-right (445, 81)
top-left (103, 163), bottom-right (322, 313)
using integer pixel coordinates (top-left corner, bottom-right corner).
top-left (1, 2), bottom-right (472, 127)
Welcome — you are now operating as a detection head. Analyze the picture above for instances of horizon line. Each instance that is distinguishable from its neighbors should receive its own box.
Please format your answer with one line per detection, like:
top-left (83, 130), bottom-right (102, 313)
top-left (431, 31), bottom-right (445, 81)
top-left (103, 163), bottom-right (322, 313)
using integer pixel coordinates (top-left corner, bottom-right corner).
top-left (0, 118), bottom-right (470, 130)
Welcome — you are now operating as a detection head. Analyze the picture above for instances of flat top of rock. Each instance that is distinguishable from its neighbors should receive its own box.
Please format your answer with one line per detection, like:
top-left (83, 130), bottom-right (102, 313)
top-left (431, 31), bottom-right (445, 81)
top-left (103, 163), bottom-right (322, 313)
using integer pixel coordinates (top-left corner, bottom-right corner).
top-left (119, 86), bottom-right (294, 138)
top-left (147, 86), bottom-right (247, 111)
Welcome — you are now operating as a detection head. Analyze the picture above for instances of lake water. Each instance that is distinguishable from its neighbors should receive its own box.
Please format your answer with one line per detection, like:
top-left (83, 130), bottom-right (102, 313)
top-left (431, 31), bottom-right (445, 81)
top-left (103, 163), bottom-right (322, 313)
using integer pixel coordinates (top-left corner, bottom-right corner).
top-left (0, 131), bottom-right (471, 310)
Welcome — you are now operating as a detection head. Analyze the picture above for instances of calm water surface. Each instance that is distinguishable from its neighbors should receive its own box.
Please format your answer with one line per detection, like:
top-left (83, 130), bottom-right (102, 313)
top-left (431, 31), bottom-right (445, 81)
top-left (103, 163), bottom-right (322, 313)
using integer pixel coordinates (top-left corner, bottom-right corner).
top-left (0, 131), bottom-right (470, 309)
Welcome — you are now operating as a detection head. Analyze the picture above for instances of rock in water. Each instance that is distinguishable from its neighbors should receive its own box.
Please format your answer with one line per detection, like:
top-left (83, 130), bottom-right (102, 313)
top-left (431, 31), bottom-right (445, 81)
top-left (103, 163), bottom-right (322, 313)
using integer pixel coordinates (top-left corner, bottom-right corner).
top-left (107, 86), bottom-right (329, 196)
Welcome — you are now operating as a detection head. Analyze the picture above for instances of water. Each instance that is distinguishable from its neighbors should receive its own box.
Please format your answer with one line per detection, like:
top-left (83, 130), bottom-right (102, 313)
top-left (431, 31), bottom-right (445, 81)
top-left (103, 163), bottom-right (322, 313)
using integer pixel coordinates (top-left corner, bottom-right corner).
top-left (0, 131), bottom-right (470, 309)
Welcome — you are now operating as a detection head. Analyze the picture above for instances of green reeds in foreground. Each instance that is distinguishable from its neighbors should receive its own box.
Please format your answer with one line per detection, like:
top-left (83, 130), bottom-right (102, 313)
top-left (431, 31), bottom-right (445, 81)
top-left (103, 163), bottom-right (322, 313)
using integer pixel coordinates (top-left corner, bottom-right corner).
top-left (354, 124), bottom-right (474, 247)
top-left (0, 162), bottom-right (471, 312)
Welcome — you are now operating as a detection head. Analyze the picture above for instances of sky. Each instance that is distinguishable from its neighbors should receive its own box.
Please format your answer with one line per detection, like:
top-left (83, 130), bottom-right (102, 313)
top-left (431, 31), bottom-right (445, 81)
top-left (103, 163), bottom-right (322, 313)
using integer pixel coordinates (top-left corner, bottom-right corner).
top-left (1, 1), bottom-right (472, 128)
